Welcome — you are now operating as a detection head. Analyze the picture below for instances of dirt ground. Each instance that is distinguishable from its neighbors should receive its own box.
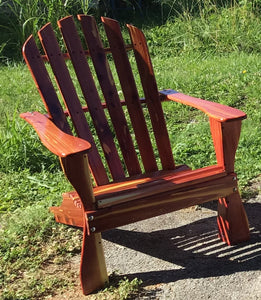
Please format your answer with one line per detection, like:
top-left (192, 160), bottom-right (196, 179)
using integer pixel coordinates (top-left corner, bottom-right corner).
top-left (49, 182), bottom-right (261, 300)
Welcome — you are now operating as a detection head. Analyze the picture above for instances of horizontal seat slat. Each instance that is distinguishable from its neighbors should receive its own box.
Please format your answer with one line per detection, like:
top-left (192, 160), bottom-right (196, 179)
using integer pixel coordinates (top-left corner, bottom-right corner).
top-left (95, 165), bottom-right (226, 208)
top-left (86, 172), bottom-right (237, 234)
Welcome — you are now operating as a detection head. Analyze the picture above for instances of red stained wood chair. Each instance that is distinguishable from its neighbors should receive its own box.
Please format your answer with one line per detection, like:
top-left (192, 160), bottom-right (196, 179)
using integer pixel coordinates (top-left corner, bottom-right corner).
top-left (20, 15), bottom-right (249, 295)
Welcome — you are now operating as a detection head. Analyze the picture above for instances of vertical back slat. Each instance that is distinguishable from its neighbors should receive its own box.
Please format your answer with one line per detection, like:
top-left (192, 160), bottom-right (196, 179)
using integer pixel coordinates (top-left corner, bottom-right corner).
top-left (101, 17), bottom-right (158, 173)
top-left (38, 23), bottom-right (109, 185)
top-left (58, 16), bottom-right (125, 181)
top-left (78, 14), bottom-right (142, 177)
top-left (22, 35), bottom-right (71, 134)
top-left (127, 25), bottom-right (175, 170)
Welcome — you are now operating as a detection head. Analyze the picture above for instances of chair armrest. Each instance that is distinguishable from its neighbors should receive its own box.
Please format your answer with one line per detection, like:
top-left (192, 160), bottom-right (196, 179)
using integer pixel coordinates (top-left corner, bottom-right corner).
top-left (159, 89), bottom-right (246, 122)
top-left (20, 111), bottom-right (91, 157)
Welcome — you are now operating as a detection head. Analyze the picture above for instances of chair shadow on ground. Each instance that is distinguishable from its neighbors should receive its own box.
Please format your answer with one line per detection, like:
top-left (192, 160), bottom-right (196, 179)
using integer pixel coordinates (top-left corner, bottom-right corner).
top-left (102, 200), bottom-right (261, 287)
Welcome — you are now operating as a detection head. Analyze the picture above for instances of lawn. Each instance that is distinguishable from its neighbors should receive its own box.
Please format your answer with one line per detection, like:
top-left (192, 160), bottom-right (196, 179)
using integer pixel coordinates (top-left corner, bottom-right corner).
top-left (1, 1), bottom-right (261, 299)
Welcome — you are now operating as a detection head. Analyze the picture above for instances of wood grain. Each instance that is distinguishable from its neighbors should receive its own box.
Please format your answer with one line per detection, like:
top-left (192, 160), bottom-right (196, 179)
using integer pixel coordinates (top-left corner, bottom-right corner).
top-left (79, 15), bottom-right (142, 176)
top-left (20, 112), bottom-right (91, 157)
top-left (102, 17), bottom-right (158, 173)
top-left (22, 35), bottom-right (71, 134)
top-left (160, 90), bottom-right (247, 122)
top-left (58, 16), bottom-right (125, 181)
top-left (38, 22), bottom-right (109, 185)
top-left (127, 24), bottom-right (175, 170)
top-left (86, 173), bottom-right (237, 234)
top-left (210, 118), bottom-right (242, 173)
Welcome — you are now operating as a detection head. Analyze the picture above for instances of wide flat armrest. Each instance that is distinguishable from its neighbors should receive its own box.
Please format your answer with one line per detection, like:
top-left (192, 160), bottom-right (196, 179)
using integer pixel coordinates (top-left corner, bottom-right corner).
top-left (20, 112), bottom-right (91, 157)
top-left (160, 89), bottom-right (246, 122)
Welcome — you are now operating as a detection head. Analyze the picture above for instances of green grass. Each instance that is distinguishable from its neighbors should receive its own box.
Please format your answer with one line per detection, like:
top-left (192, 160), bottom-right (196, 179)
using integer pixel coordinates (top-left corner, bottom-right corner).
top-left (0, 208), bottom-right (82, 299)
top-left (1, 2), bottom-right (261, 299)
top-left (0, 0), bottom-right (94, 61)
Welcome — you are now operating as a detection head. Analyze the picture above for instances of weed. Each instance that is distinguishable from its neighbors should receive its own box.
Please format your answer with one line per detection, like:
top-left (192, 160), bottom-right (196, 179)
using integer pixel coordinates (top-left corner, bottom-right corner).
top-left (100, 273), bottom-right (142, 300)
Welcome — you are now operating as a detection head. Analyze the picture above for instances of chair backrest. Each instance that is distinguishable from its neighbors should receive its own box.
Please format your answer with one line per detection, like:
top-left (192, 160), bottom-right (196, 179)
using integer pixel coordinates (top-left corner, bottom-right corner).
top-left (22, 15), bottom-right (175, 186)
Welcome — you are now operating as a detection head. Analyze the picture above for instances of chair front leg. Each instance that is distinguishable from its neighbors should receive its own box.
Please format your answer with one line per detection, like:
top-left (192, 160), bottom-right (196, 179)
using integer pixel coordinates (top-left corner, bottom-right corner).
top-left (80, 221), bottom-right (108, 294)
top-left (209, 118), bottom-right (249, 244)
top-left (60, 153), bottom-right (108, 294)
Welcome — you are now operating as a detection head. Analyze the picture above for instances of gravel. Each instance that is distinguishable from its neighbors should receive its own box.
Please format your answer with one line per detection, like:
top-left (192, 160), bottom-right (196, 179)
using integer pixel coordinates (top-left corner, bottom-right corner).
top-left (102, 196), bottom-right (261, 299)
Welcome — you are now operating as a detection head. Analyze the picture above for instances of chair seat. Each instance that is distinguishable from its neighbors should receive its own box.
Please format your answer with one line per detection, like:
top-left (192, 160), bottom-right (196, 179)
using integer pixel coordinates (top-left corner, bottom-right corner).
top-left (95, 165), bottom-right (226, 208)
top-left (50, 165), bottom-right (231, 229)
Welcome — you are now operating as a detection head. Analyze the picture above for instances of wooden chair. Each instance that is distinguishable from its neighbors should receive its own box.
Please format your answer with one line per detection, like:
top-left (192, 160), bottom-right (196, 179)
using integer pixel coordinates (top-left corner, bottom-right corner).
top-left (20, 15), bottom-right (249, 295)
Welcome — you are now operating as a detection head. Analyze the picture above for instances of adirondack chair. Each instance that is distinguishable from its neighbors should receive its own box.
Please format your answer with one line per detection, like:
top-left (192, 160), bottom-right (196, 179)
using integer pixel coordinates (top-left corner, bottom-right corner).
top-left (20, 15), bottom-right (249, 295)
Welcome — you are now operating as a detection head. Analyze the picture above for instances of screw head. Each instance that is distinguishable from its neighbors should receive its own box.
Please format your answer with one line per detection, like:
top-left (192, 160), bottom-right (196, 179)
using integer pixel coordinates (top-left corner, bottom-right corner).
top-left (88, 215), bottom-right (94, 221)
top-left (90, 227), bottom-right (96, 233)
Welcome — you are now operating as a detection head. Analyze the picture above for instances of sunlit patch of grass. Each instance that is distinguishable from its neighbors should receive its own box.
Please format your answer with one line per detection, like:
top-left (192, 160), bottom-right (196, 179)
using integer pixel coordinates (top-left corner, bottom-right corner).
top-left (92, 273), bottom-right (142, 300)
